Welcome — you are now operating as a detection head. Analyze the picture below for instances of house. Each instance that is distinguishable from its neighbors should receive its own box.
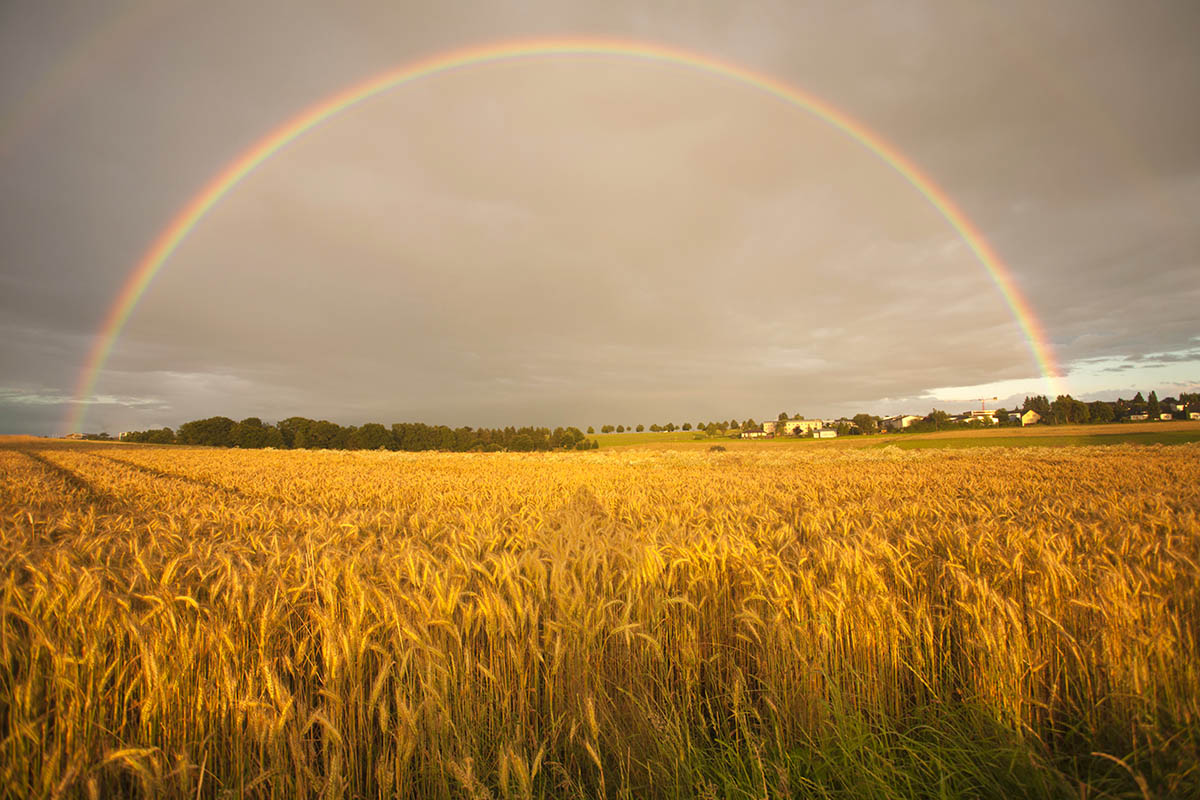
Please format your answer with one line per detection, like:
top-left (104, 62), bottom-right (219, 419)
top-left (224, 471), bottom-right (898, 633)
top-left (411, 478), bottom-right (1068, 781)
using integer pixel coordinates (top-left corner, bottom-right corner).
top-left (1190, 412), bottom-right (1200, 420)
top-left (1159, 413), bottom-right (1173, 421)
top-left (63, 432), bottom-right (86, 440)
top-left (1128, 413), bottom-right (1149, 421)
top-left (812, 428), bottom-right (838, 438)
top-left (966, 410), bottom-right (999, 425)
top-left (1020, 410), bottom-right (1041, 426)
top-left (1161, 398), bottom-right (1185, 412)
top-left (761, 420), bottom-right (778, 435)
top-left (881, 414), bottom-right (922, 431)
top-left (782, 419), bottom-right (823, 436)
top-left (740, 428), bottom-right (767, 439)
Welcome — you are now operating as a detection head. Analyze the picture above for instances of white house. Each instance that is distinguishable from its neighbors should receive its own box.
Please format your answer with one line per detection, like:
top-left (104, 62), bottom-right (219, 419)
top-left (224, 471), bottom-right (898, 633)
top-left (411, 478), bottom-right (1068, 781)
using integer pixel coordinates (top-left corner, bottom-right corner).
top-left (881, 414), bottom-right (922, 431)
top-left (761, 420), bottom-right (778, 434)
top-left (1159, 413), bottom-right (1173, 421)
top-left (1129, 413), bottom-right (1149, 421)
top-left (812, 428), bottom-right (838, 439)
top-left (741, 429), bottom-right (767, 439)
top-left (1189, 412), bottom-right (1200, 420)
top-left (1020, 410), bottom-right (1041, 426)
top-left (782, 419), bottom-right (823, 436)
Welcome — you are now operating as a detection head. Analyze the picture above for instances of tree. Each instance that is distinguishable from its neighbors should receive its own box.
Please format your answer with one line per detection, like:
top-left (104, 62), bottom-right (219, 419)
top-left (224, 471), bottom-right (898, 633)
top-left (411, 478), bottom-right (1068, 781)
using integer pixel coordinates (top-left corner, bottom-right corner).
top-left (729, 419), bottom-right (739, 429)
top-left (927, 410), bottom-right (949, 431)
top-left (635, 424), bottom-right (644, 432)
top-left (601, 425), bottom-right (614, 434)
top-left (649, 424), bottom-right (662, 432)
top-left (350, 422), bottom-right (393, 450)
top-left (178, 416), bottom-right (235, 447)
top-left (682, 423), bottom-right (691, 431)
top-left (1147, 391), bottom-right (1161, 419)
top-left (616, 425), bottom-right (625, 433)
top-left (305, 420), bottom-right (345, 449)
top-left (587, 426), bottom-right (594, 434)
top-left (1050, 395), bottom-right (1071, 425)
top-left (993, 408), bottom-right (1010, 425)
top-left (778, 412), bottom-right (788, 421)
top-left (1089, 401), bottom-right (1114, 424)
top-left (1022, 395), bottom-right (1051, 418)
top-left (122, 427), bottom-right (176, 444)
top-left (229, 417), bottom-right (270, 448)
top-left (743, 418), bottom-right (757, 431)
top-left (852, 413), bottom-right (877, 435)
top-left (277, 417), bottom-right (315, 449)
top-left (665, 423), bottom-right (676, 432)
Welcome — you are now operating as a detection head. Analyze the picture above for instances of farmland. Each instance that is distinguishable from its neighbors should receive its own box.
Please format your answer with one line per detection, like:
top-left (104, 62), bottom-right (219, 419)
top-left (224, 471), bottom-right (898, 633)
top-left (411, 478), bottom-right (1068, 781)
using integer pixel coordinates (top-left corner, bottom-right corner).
top-left (2, 439), bottom-right (1198, 798)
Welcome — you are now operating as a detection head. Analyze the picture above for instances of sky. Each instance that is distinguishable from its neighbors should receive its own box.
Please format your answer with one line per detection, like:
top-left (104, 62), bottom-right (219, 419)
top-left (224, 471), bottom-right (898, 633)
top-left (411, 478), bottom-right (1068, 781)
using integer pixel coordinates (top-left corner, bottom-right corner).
top-left (1, 0), bottom-right (1197, 435)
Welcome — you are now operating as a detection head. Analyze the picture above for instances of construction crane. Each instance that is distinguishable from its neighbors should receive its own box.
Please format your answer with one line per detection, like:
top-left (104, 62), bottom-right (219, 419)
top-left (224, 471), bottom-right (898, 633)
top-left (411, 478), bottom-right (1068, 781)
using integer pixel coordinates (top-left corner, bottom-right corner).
top-left (974, 397), bottom-right (998, 412)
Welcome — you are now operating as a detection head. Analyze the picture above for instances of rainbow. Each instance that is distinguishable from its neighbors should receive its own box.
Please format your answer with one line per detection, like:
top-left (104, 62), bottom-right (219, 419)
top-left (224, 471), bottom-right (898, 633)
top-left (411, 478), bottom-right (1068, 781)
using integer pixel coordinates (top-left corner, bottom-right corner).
top-left (63, 37), bottom-right (1063, 434)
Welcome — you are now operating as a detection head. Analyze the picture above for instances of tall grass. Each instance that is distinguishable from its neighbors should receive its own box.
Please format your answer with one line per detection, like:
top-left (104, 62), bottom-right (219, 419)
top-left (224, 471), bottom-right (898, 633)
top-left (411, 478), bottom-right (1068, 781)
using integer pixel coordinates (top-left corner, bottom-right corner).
top-left (1, 442), bottom-right (1197, 798)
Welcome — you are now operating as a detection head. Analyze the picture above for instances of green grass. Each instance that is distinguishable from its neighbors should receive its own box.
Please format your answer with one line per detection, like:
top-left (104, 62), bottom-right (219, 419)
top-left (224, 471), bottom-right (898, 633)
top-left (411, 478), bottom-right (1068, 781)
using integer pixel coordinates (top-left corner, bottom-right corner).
top-left (588, 430), bottom-right (721, 448)
top-left (875, 429), bottom-right (1200, 449)
top-left (589, 422), bottom-right (1200, 451)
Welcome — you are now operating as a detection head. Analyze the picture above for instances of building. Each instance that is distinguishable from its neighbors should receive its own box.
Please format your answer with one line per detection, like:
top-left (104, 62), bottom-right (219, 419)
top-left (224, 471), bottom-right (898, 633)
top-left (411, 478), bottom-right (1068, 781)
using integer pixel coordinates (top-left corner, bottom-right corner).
top-left (761, 420), bottom-right (777, 435)
top-left (63, 432), bottom-right (86, 440)
top-left (1020, 410), bottom-right (1041, 426)
top-left (1129, 413), bottom-right (1149, 421)
top-left (740, 429), bottom-right (767, 439)
top-left (967, 410), bottom-right (999, 425)
top-left (1189, 412), bottom-right (1200, 420)
top-left (782, 419), bottom-right (823, 436)
top-left (881, 414), bottom-right (922, 431)
top-left (812, 428), bottom-right (838, 438)
top-left (1159, 413), bottom-right (1173, 421)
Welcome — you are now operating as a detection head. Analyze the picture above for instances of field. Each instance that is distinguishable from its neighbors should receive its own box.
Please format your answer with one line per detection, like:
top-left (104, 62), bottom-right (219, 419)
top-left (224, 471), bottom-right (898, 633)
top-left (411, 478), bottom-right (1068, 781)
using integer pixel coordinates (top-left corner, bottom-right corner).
top-left (2, 439), bottom-right (1198, 798)
top-left (591, 421), bottom-right (1200, 451)
top-left (590, 430), bottom-right (704, 448)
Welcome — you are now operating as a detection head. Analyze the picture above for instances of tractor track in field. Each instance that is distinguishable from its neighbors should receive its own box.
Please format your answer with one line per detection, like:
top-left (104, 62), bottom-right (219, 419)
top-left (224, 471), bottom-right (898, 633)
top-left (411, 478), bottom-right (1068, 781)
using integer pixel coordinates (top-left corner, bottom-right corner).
top-left (16, 448), bottom-right (123, 509)
top-left (88, 452), bottom-right (249, 499)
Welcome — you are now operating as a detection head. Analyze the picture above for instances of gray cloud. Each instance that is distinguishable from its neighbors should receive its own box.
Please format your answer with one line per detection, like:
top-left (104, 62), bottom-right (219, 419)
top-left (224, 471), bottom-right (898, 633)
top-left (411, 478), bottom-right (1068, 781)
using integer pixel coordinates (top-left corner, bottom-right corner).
top-left (2, 1), bottom-right (1198, 434)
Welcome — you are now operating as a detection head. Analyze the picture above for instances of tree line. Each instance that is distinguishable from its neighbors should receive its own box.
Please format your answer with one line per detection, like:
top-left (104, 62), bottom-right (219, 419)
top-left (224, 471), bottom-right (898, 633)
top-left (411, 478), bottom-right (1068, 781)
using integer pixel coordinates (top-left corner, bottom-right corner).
top-left (111, 390), bottom-right (1199, 449)
top-left (121, 417), bottom-right (596, 452)
top-left (1015, 390), bottom-right (1197, 426)
top-left (588, 421), bottom-right (749, 435)
top-left (856, 390), bottom-right (1198, 434)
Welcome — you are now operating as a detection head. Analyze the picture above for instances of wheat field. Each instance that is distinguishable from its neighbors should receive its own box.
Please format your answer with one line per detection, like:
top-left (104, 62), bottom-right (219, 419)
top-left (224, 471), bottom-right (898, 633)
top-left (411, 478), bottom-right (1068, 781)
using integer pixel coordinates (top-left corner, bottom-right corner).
top-left (1, 440), bottom-right (1197, 798)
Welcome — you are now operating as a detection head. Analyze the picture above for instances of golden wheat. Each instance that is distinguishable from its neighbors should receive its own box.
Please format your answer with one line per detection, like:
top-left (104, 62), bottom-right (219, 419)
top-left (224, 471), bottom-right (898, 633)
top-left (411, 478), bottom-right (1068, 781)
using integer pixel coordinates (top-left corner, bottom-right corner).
top-left (1, 442), bottom-right (1197, 798)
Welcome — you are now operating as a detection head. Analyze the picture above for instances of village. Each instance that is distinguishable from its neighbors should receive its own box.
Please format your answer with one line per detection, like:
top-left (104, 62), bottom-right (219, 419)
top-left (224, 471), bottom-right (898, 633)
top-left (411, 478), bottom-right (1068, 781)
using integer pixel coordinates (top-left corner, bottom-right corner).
top-left (738, 394), bottom-right (1200, 439)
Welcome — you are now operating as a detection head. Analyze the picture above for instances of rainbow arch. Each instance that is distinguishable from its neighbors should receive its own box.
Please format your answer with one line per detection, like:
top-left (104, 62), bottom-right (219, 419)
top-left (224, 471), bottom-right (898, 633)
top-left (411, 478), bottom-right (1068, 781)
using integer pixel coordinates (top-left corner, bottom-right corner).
top-left (63, 37), bottom-right (1063, 434)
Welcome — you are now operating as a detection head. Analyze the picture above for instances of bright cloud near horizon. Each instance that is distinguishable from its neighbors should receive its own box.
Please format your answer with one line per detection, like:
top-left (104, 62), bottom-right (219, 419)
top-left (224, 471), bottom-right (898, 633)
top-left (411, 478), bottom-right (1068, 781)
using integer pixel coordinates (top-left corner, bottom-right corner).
top-left (2, 1), bottom-right (1197, 435)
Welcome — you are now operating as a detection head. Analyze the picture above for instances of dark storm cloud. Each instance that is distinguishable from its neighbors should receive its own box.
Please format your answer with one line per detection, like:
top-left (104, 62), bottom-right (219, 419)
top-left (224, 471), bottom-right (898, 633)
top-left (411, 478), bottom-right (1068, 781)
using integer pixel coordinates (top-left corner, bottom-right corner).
top-left (1, 1), bottom-right (1197, 434)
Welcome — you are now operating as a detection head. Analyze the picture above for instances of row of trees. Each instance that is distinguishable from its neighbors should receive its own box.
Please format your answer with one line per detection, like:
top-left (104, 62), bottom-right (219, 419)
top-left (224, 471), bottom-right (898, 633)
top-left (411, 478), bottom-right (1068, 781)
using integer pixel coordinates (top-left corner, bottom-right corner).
top-left (122, 417), bottom-right (597, 452)
top-left (842, 390), bottom-right (1199, 436)
top-left (590, 420), bottom-right (757, 435)
top-left (1021, 390), bottom-right (1197, 425)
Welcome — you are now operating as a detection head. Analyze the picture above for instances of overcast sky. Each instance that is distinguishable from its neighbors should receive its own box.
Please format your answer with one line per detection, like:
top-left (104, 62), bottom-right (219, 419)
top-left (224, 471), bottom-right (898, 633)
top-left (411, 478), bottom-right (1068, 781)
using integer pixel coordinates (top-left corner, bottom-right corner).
top-left (2, 0), bottom-right (1197, 434)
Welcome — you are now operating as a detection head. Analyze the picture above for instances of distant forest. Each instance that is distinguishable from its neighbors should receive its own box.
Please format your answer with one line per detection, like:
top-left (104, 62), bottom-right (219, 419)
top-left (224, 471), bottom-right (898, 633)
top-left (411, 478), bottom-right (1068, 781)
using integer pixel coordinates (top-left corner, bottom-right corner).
top-left (121, 417), bottom-right (596, 452)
